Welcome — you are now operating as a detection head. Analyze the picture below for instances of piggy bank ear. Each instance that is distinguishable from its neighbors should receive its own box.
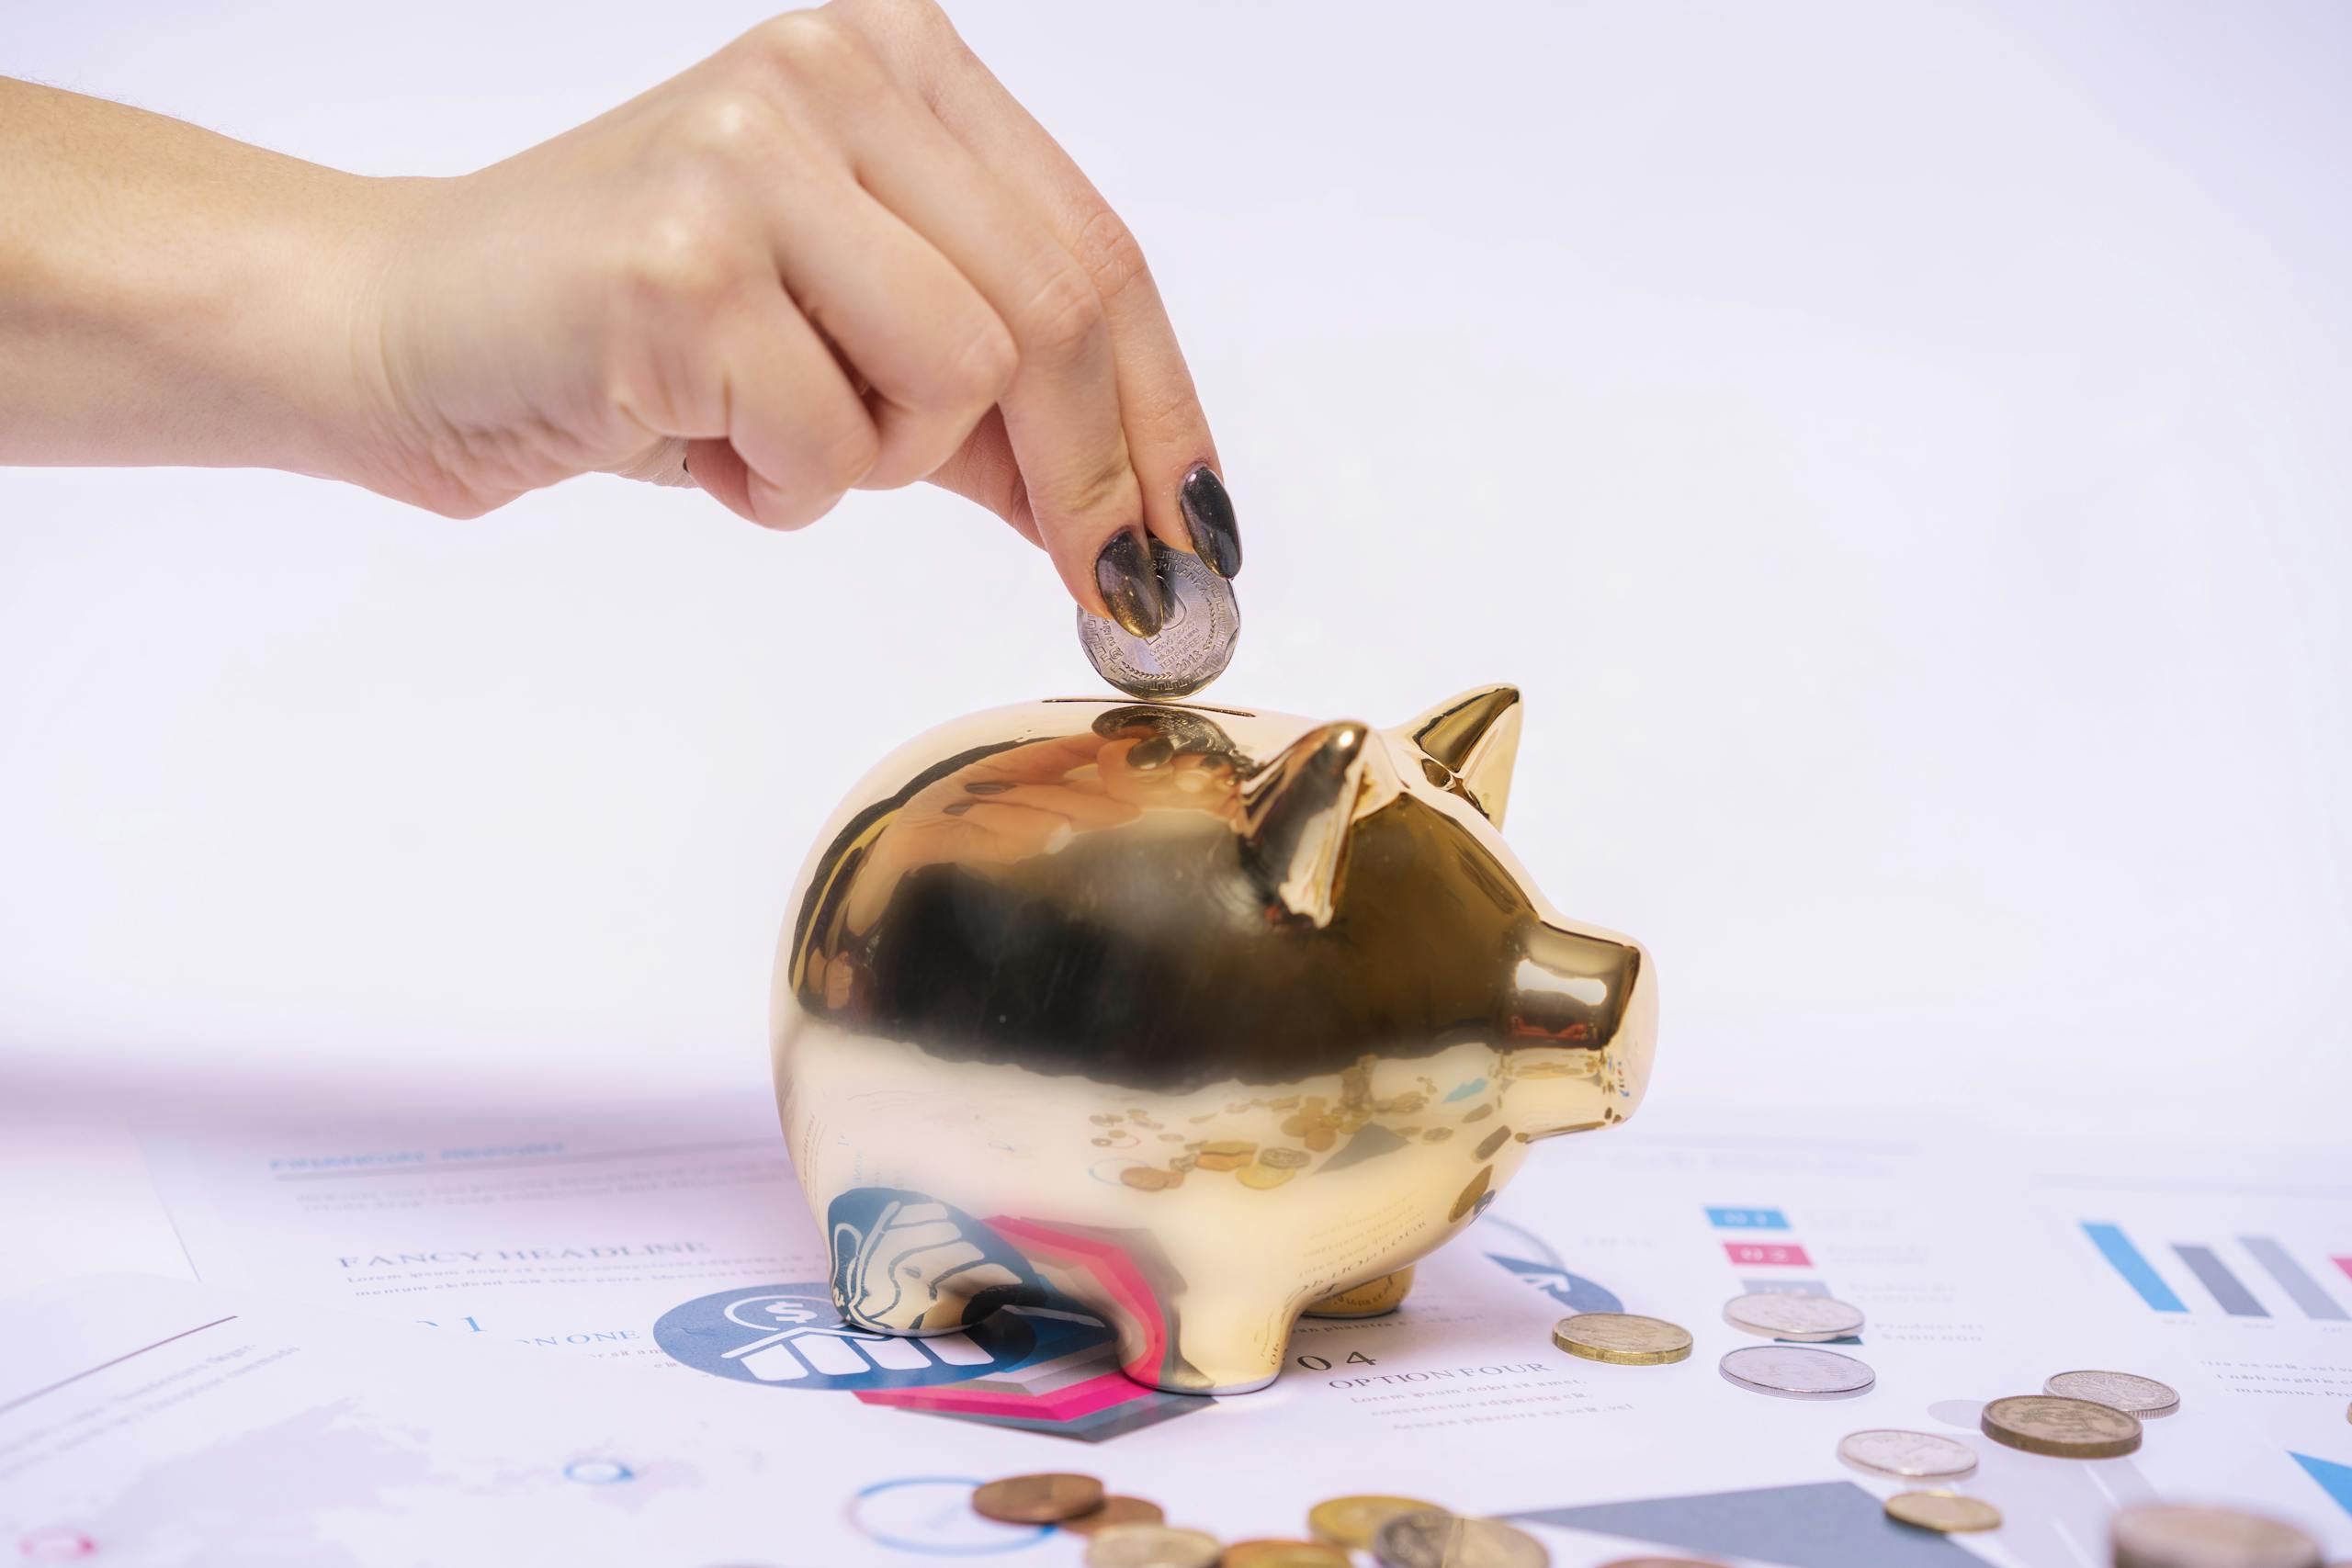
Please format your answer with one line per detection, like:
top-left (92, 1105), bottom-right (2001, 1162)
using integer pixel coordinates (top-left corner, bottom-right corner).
top-left (1391, 684), bottom-right (1522, 827)
top-left (1240, 720), bottom-right (1371, 928)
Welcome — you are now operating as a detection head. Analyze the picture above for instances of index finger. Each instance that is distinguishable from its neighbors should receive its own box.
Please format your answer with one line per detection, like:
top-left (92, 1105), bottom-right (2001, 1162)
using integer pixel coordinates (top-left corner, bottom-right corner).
top-left (838, 0), bottom-right (1240, 581)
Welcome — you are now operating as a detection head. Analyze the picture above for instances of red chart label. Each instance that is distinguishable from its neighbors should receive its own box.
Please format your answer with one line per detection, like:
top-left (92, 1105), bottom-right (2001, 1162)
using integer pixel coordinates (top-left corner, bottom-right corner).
top-left (1724, 1241), bottom-right (1813, 1267)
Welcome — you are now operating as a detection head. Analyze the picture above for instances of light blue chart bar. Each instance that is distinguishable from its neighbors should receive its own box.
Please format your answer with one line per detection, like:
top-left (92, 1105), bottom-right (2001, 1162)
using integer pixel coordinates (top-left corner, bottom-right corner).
top-left (1706, 1206), bottom-right (1790, 1230)
top-left (2082, 1222), bottom-right (2188, 1313)
top-left (2175, 1244), bottom-right (2268, 1317)
top-left (2242, 1236), bottom-right (2349, 1321)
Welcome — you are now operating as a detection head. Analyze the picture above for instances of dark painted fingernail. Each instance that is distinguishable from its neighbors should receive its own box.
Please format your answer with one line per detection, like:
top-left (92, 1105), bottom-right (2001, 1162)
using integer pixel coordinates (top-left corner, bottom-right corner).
top-left (1094, 529), bottom-right (1165, 637)
top-left (1129, 736), bottom-right (1175, 770)
top-left (964, 780), bottom-right (1015, 795)
top-left (1178, 464), bottom-right (1240, 577)
top-left (944, 799), bottom-right (976, 816)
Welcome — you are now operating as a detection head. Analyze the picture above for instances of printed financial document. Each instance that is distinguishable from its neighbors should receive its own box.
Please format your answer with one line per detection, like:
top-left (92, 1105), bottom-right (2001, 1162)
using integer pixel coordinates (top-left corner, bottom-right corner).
top-left (116, 1089), bottom-right (2352, 1564)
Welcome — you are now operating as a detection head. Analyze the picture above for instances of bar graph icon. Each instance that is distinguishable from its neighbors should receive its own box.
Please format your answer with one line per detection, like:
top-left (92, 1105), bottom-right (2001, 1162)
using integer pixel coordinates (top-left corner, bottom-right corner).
top-left (2081, 1223), bottom-right (2349, 1319)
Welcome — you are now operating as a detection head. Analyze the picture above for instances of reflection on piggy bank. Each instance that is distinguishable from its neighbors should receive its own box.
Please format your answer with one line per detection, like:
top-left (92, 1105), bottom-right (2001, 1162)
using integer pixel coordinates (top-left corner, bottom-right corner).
top-left (772, 687), bottom-right (1657, 1394)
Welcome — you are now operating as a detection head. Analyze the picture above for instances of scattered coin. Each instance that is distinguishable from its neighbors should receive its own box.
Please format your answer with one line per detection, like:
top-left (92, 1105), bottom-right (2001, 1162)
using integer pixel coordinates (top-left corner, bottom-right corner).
top-left (973, 1472), bottom-right (1105, 1524)
top-left (2110, 1502), bottom-right (2324, 1568)
top-left (1979, 1393), bottom-right (2143, 1458)
top-left (1884, 1491), bottom-right (2002, 1533)
top-left (2044, 1369), bottom-right (2180, 1417)
top-left (1373, 1509), bottom-right (1550, 1568)
top-left (1836, 1428), bottom-right (1980, 1479)
top-left (1718, 1345), bottom-right (1875, 1399)
top-left (1237, 1164), bottom-right (1296, 1190)
top-left (1063, 1497), bottom-right (1167, 1537)
top-left (1222, 1540), bottom-right (1351, 1567)
top-left (1306, 1494), bottom-right (1442, 1549)
top-left (1552, 1313), bottom-right (1693, 1366)
top-left (1078, 542), bottom-right (1238, 699)
top-left (1083, 1523), bottom-right (1224, 1568)
top-left (1722, 1291), bottom-right (1865, 1341)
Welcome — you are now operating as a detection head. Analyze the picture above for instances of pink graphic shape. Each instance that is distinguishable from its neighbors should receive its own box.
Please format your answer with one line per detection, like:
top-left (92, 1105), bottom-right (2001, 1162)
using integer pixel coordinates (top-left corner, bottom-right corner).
top-left (986, 1215), bottom-right (1170, 1386)
top-left (1724, 1241), bottom-right (1812, 1267)
top-left (2334, 1256), bottom-right (2352, 1286)
top-left (859, 1368), bottom-right (1143, 1423)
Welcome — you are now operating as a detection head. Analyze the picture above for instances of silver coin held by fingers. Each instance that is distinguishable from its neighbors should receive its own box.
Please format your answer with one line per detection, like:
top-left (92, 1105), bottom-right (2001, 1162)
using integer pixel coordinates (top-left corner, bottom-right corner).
top-left (1078, 543), bottom-right (1238, 699)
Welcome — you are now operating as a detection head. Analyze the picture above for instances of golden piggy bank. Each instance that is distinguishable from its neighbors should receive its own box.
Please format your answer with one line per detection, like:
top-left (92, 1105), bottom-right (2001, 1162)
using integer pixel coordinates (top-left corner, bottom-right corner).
top-left (773, 688), bottom-right (1657, 1394)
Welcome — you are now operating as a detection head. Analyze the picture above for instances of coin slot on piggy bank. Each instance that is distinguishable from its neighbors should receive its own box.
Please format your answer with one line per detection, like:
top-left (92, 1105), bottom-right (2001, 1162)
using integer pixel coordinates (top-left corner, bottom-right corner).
top-left (771, 686), bottom-right (1657, 1394)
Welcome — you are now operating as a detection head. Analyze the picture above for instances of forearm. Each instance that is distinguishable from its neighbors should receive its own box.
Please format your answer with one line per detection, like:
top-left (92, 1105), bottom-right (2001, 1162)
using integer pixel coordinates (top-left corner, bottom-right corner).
top-left (0, 77), bottom-right (407, 484)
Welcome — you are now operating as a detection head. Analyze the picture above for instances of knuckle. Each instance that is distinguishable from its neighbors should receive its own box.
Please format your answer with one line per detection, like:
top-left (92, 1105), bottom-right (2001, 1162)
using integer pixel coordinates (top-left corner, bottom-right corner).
top-left (1125, 380), bottom-right (1205, 439)
top-left (666, 89), bottom-right (774, 168)
top-left (619, 211), bottom-right (732, 313)
top-left (1017, 262), bottom-right (1106, 366)
top-left (748, 8), bottom-right (876, 84)
top-left (941, 316), bottom-right (1017, 407)
top-left (1069, 205), bottom-right (1151, 307)
top-left (1049, 447), bottom-right (1136, 523)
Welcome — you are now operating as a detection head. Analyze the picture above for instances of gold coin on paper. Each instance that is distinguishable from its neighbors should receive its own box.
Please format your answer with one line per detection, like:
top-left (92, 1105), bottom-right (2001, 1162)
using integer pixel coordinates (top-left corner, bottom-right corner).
top-left (1238, 1165), bottom-right (1295, 1190)
top-left (1552, 1313), bottom-right (1693, 1366)
top-left (1304, 1269), bottom-right (1416, 1320)
top-left (1083, 1523), bottom-right (1224, 1568)
top-left (2043, 1369), bottom-right (2180, 1417)
top-left (1836, 1428), bottom-right (1979, 1479)
top-left (1306, 1495), bottom-right (1442, 1550)
top-left (1980, 1394), bottom-right (2142, 1458)
top-left (1258, 1146), bottom-right (1312, 1169)
top-left (1062, 1497), bottom-right (1167, 1537)
top-left (1221, 1540), bottom-right (1351, 1567)
top-left (973, 1472), bottom-right (1105, 1524)
top-left (2109, 1502), bottom-right (2324, 1568)
top-left (1372, 1509), bottom-right (1550, 1568)
top-left (1884, 1491), bottom-right (2002, 1533)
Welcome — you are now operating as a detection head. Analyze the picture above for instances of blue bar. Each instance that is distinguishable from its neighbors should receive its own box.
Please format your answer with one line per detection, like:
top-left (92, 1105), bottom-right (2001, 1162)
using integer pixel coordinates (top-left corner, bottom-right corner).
top-left (2082, 1223), bottom-right (2187, 1313)
top-left (2176, 1244), bottom-right (2268, 1317)
top-left (1707, 1206), bottom-right (1790, 1230)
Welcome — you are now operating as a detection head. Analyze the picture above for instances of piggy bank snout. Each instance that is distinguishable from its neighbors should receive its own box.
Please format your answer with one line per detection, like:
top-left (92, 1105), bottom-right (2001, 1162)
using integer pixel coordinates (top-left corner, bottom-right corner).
top-left (1505, 920), bottom-right (1658, 1138)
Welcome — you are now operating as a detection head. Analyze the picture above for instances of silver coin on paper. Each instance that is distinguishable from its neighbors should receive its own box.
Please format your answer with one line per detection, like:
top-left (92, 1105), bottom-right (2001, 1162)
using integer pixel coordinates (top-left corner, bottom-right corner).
top-left (2044, 1369), bottom-right (2180, 1418)
top-left (1718, 1344), bottom-right (1876, 1399)
top-left (1723, 1291), bottom-right (1865, 1341)
top-left (1078, 544), bottom-right (1238, 699)
top-left (1837, 1428), bottom-right (1979, 1479)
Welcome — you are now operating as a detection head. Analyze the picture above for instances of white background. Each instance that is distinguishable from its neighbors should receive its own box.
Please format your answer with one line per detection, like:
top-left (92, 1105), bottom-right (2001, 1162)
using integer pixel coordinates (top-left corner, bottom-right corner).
top-left (5, 0), bottom-right (2348, 1214)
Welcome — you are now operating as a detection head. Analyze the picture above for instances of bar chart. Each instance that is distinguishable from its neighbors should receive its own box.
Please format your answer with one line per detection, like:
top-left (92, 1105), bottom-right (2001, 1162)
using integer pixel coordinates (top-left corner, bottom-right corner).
top-left (2080, 1221), bottom-right (2350, 1319)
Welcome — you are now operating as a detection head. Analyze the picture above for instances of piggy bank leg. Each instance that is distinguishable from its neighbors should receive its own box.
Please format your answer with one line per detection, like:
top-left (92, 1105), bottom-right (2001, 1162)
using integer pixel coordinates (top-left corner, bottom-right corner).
top-left (1122, 1296), bottom-right (1295, 1395)
top-left (1302, 1266), bottom-right (1416, 1320)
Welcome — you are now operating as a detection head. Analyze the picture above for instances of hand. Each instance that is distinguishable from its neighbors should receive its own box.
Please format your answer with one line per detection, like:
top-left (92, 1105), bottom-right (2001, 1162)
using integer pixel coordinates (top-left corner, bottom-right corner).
top-left (357, 0), bottom-right (1241, 630)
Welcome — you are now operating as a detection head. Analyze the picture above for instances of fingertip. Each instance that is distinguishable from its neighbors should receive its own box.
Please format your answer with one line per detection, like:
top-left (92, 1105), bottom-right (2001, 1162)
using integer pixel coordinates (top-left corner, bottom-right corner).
top-left (1177, 462), bottom-right (1241, 578)
top-left (1090, 526), bottom-right (1166, 637)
